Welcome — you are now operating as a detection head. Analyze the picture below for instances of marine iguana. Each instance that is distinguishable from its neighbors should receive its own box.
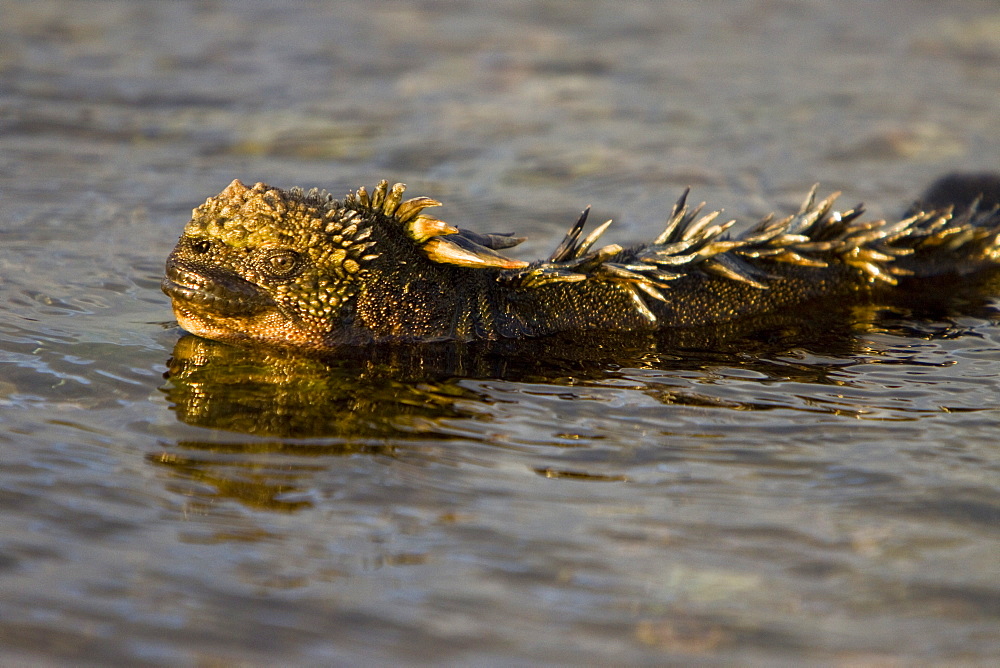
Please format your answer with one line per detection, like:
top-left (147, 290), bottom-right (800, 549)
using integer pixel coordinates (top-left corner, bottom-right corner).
top-left (162, 174), bottom-right (1000, 350)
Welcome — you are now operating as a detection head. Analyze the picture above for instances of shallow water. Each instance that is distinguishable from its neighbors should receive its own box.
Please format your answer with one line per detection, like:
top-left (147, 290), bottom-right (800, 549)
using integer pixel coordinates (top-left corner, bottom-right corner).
top-left (2, 0), bottom-right (1000, 664)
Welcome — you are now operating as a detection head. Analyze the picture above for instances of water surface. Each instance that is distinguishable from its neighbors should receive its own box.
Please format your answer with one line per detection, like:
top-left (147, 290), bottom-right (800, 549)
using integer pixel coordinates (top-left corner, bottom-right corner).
top-left (2, 0), bottom-right (999, 664)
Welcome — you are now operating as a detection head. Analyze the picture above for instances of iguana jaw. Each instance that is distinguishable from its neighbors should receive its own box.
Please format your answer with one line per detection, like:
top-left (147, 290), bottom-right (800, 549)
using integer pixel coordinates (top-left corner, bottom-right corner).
top-left (162, 259), bottom-right (273, 316)
top-left (162, 257), bottom-right (320, 348)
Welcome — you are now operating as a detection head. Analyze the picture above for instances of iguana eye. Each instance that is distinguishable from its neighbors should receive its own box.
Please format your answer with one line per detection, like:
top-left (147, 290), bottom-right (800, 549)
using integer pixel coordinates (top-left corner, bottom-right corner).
top-left (259, 249), bottom-right (302, 279)
top-left (191, 239), bottom-right (212, 254)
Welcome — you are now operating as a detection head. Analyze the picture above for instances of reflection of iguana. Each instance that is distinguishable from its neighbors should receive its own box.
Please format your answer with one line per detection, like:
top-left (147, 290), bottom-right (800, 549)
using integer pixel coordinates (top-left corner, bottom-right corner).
top-left (162, 173), bottom-right (1000, 350)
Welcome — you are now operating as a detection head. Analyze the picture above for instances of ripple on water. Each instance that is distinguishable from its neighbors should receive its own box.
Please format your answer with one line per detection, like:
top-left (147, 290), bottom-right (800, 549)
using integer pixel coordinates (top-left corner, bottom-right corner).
top-left (3, 0), bottom-right (1000, 663)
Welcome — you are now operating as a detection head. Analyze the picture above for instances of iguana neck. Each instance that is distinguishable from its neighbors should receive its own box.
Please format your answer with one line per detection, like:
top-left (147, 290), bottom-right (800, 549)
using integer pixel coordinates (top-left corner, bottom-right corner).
top-left (352, 265), bottom-right (648, 342)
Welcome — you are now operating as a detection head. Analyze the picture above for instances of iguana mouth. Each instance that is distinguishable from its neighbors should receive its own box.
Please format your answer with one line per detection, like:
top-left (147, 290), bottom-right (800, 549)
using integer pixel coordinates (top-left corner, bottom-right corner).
top-left (162, 258), bottom-right (273, 317)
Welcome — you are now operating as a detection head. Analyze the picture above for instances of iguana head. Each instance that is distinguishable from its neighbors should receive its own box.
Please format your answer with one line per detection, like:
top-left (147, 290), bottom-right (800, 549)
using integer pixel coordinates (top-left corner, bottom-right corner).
top-left (162, 179), bottom-right (527, 348)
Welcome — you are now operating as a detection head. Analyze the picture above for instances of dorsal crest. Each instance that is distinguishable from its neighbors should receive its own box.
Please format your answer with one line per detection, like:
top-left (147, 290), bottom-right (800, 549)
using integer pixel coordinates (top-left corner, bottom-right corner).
top-left (345, 180), bottom-right (528, 270)
top-left (501, 184), bottom-right (1000, 323)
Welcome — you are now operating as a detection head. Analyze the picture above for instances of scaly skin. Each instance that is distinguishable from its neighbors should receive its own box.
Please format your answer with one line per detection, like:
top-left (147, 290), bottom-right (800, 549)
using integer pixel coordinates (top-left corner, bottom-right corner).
top-left (162, 174), bottom-right (1000, 350)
